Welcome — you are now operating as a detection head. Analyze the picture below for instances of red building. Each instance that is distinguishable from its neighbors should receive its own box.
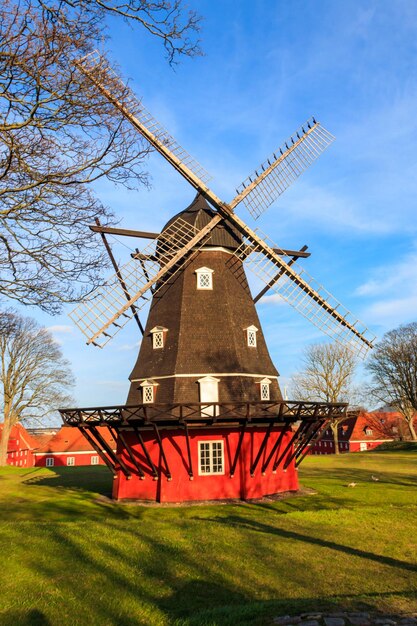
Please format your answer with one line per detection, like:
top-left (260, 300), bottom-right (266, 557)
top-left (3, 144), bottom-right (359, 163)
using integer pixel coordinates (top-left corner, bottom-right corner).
top-left (0, 423), bottom-right (38, 467)
top-left (310, 411), bottom-right (412, 454)
top-left (33, 426), bottom-right (115, 468)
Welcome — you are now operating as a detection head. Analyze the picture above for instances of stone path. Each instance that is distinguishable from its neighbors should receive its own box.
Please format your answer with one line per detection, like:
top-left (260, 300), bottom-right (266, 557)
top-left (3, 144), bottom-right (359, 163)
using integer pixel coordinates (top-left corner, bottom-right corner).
top-left (273, 612), bottom-right (417, 626)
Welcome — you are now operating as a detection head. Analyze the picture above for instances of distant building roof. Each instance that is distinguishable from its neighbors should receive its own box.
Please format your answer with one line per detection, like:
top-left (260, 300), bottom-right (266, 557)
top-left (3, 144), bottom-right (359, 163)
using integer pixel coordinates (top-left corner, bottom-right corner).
top-left (34, 425), bottom-right (115, 454)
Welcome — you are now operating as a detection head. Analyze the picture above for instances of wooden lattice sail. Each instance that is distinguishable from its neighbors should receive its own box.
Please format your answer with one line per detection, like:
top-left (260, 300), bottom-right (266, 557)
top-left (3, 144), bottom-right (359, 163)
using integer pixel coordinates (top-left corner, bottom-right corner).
top-left (71, 50), bottom-right (374, 358)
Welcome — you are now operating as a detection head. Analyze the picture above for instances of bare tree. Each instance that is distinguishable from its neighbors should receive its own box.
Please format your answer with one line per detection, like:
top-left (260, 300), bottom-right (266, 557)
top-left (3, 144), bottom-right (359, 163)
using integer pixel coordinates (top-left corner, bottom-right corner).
top-left (0, 310), bottom-right (74, 465)
top-left (366, 322), bottom-right (417, 441)
top-left (290, 343), bottom-right (359, 453)
top-left (0, 0), bottom-right (202, 313)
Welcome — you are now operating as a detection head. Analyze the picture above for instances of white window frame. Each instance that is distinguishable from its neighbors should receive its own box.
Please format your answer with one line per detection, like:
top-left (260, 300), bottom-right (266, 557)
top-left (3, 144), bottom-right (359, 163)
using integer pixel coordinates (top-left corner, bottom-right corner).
top-left (143, 386), bottom-right (154, 403)
top-left (67, 456), bottom-right (75, 466)
top-left (260, 383), bottom-right (270, 400)
top-left (195, 267), bottom-right (214, 290)
top-left (46, 457), bottom-right (54, 467)
top-left (150, 326), bottom-right (168, 349)
top-left (91, 455), bottom-right (99, 465)
top-left (198, 440), bottom-right (224, 476)
top-left (245, 325), bottom-right (258, 347)
top-left (257, 377), bottom-right (271, 401)
top-left (140, 380), bottom-right (158, 404)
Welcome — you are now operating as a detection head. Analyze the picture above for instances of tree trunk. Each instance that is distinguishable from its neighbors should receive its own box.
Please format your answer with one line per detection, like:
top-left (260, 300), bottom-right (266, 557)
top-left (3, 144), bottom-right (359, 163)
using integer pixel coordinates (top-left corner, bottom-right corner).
top-left (0, 419), bottom-right (12, 466)
top-left (406, 417), bottom-right (417, 441)
top-left (330, 422), bottom-right (340, 454)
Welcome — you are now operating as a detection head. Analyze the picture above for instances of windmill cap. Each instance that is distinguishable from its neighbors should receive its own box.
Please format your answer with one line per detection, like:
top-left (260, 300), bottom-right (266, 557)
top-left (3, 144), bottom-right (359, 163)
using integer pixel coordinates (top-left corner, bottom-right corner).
top-left (161, 193), bottom-right (242, 250)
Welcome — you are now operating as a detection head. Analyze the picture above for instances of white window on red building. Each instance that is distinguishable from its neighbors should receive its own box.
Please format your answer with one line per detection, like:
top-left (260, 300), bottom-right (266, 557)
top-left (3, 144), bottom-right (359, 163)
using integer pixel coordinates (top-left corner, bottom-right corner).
top-left (67, 457), bottom-right (75, 466)
top-left (360, 442), bottom-right (367, 451)
top-left (91, 456), bottom-right (99, 465)
top-left (198, 441), bottom-right (224, 475)
top-left (195, 267), bottom-right (214, 290)
top-left (46, 457), bottom-right (54, 467)
top-left (150, 326), bottom-right (168, 349)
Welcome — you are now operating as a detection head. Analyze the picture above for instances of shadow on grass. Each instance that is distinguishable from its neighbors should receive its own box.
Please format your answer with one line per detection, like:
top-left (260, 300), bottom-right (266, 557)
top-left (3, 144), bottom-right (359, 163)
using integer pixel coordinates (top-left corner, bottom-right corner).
top-left (23, 466), bottom-right (114, 497)
top-left (301, 464), bottom-right (417, 489)
top-left (194, 513), bottom-right (417, 574)
top-left (0, 609), bottom-right (51, 626)
top-left (173, 589), bottom-right (417, 626)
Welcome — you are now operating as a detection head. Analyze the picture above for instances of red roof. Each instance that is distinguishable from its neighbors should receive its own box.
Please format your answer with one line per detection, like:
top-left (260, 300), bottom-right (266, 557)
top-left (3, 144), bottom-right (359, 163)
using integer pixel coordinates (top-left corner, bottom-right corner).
top-left (34, 425), bottom-right (115, 454)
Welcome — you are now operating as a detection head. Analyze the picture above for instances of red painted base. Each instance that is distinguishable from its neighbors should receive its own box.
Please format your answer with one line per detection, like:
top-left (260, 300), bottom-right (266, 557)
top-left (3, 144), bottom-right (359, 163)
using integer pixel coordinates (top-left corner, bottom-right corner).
top-left (113, 426), bottom-right (298, 502)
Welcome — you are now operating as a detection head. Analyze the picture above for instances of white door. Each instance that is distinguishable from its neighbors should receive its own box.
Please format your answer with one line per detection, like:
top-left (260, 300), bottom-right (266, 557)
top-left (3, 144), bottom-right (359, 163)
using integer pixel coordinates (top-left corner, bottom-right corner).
top-left (198, 377), bottom-right (220, 417)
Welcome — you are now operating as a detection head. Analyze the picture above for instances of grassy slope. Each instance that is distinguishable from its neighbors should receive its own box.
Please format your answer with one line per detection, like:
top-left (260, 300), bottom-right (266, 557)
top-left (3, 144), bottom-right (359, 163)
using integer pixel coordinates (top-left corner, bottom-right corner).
top-left (0, 452), bottom-right (416, 626)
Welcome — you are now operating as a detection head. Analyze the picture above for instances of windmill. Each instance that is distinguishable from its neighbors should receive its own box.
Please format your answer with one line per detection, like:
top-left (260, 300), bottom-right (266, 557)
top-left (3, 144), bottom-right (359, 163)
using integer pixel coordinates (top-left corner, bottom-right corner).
top-left (60, 51), bottom-right (374, 503)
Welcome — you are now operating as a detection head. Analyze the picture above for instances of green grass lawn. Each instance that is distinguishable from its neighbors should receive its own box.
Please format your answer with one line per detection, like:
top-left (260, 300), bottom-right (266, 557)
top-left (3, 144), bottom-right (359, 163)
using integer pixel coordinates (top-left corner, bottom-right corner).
top-left (0, 451), bottom-right (416, 625)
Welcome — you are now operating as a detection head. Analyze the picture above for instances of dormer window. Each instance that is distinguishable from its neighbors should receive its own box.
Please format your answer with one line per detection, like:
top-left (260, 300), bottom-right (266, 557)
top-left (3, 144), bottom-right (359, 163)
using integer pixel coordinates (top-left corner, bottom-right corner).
top-left (245, 325), bottom-right (258, 347)
top-left (195, 267), bottom-right (214, 290)
top-left (150, 326), bottom-right (168, 349)
top-left (258, 378), bottom-right (271, 401)
top-left (140, 380), bottom-right (159, 404)
top-left (364, 427), bottom-right (373, 436)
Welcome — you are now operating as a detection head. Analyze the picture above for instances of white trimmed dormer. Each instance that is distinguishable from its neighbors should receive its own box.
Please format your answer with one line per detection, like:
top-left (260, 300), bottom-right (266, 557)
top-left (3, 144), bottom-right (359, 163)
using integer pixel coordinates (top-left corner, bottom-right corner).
top-left (150, 326), bottom-right (168, 349)
top-left (245, 325), bottom-right (258, 348)
top-left (198, 376), bottom-right (220, 417)
top-left (140, 380), bottom-right (159, 404)
top-left (195, 266), bottom-right (214, 290)
top-left (257, 377), bottom-right (271, 401)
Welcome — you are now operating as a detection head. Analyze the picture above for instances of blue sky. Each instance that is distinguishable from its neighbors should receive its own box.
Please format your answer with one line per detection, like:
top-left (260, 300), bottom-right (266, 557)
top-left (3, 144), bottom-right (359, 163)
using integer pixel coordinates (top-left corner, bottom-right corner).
top-left (27, 0), bottom-right (417, 408)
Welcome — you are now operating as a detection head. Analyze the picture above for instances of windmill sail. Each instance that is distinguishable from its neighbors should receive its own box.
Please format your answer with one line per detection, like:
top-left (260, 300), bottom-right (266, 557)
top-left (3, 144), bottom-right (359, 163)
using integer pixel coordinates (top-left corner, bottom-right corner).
top-left (231, 119), bottom-right (334, 219)
top-left (74, 51), bottom-right (374, 357)
top-left (70, 216), bottom-right (221, 346)
top-left (75, 51), bottom-right (212, 190)
top-left (232, 228), bottom-right (375, 357)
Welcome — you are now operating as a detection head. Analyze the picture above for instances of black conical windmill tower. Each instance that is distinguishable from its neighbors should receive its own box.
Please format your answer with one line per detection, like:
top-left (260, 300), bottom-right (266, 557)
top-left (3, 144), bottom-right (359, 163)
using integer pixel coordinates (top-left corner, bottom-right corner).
top-left (60, 52), bottom-right (375, 502)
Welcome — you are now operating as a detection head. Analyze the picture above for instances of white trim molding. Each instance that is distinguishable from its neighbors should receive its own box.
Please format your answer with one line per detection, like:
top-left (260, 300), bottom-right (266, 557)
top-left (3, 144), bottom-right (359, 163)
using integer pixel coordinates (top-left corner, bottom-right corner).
top-left (131, 372), bottom-right (278, 382)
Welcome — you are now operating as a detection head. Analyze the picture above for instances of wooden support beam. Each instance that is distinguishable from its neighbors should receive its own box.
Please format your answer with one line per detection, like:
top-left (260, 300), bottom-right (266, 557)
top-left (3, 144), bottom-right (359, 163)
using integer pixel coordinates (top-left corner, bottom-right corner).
top-left (272, 247), bottom-right (310, 259)
top-left (183, 422), bottom-right (194, 480)
top-left (295, 419), bottom-right (330, 467)
top-left (261, 423), bottom-right (290, 474)
top-left (132, 427), bottom-right (159, 479)
top-left (273, 417), bottom-right (311, 472)
top-left (94, 218), bottom-right (144, 335)
top-left (90, 426), bottom-right (131, 478)
top-left (79, 427), bottom-right (117, 476)
top-left (90, 225), bottom-right (159, 239)
top-left (254, 245), bottom-right (309, 303)
top-left (152, 424), bottom-right (172, 480)
top-left (230, 420), bottom-right (247, 478)
top-left (250, 421), bottom-right (275, 476)
top-left (284, 419), bottom-right (322, 470)
top-left (113, 427), bottom-right (145, 479)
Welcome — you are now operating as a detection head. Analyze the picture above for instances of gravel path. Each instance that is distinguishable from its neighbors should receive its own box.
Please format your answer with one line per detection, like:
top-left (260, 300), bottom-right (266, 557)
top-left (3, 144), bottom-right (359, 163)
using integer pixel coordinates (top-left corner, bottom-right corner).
top-left (273, 612), bottom-right (417, 626)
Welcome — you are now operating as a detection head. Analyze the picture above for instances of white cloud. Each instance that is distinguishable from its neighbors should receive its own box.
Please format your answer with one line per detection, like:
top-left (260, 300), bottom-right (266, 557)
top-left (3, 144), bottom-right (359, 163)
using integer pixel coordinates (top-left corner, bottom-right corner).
top-left (115, 341), bottom-right (141, 352)
top-left (46, 325), bottom-right (74, 334)
top-left (357, 244), bottom-right (417, 328)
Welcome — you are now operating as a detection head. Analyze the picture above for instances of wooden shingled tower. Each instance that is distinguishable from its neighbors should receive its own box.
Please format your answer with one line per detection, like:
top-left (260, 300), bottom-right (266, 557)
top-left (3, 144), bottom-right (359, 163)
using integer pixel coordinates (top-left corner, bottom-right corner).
top-left (127, 194), bottom-right (282, 407)
top-left (60, 52), bottom-right (375, 502)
